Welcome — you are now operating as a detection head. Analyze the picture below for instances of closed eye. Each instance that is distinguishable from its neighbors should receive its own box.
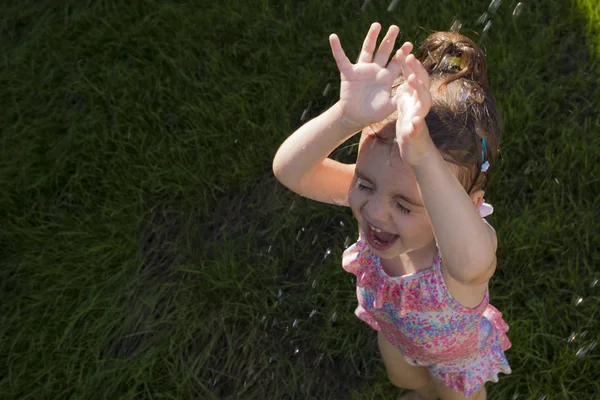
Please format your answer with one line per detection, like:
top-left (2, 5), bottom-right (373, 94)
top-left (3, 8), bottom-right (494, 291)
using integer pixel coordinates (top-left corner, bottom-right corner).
top-left (357, 182), bottom-right (372, 191)
top-left (395, 202), bottom-right (410, 214)
top-left (357, 180), bottom-right (411, 215)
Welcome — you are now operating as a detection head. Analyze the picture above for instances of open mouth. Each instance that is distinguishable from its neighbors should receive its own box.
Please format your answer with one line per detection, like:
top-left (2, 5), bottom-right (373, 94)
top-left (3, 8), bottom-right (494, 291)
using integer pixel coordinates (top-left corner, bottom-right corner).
top-left (365, 223), bottom-right (399, 251)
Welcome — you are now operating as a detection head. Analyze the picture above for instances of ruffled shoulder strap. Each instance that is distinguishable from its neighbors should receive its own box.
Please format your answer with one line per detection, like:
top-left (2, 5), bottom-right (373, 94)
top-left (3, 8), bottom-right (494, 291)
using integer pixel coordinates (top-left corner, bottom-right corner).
top-left (342, 231), bottom-right (375, 276)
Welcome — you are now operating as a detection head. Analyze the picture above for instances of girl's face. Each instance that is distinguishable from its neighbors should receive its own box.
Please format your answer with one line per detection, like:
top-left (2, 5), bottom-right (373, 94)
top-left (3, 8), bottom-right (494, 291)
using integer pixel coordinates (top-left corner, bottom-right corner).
top-left (348, 126), bottom-right (436, 260)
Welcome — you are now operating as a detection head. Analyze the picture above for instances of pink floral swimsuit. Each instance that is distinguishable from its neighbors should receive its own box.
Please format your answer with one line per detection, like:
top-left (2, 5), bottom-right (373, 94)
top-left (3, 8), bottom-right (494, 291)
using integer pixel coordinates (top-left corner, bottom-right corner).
top-left (341, 203), bottom-right (511, 397)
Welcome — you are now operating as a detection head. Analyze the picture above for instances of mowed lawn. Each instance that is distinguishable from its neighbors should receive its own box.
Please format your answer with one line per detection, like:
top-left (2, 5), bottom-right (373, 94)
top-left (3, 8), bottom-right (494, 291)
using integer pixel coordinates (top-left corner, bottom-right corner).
top-left (1, 0), bottom-right (599, 399)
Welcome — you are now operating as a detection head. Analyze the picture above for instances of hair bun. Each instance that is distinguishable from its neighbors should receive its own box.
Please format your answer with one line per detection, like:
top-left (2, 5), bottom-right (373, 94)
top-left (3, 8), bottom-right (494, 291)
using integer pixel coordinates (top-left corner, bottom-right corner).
top-left (416, 32), bottom-right (489, 89)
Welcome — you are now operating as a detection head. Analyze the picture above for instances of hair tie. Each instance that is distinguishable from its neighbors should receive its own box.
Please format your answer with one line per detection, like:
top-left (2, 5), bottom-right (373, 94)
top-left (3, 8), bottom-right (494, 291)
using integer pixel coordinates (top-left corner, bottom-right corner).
top-left (481, 138), bottom-right (490, 172)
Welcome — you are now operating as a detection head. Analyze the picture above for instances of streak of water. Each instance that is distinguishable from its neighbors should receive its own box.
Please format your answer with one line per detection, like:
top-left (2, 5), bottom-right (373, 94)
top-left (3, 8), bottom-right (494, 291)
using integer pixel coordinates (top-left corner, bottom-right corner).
top-left (483, 20), bottom-right (492, 34)
top-left (450, 20), bottom-right (462, 32)
top-left (344, 236), bottom-right (352, 248)
top-left (513, 2), bottom-right (524, 18)
top-left (477, 12), bottom-right (488, 25)
top-left (488, 0), bottom-right (502, 13)
top-left (387, 0), bottom-right (399, 12)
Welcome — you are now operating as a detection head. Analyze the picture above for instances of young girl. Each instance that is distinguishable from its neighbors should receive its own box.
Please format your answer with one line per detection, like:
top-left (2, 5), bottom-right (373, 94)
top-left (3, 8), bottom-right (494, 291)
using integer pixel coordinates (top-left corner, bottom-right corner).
top-left (272, 23), bottom-right (511, 400)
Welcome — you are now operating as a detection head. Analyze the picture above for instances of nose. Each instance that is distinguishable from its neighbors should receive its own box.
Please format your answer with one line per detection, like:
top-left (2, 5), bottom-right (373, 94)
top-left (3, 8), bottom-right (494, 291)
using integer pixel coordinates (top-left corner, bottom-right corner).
top-left (365, 196), bottom-right (390, 224)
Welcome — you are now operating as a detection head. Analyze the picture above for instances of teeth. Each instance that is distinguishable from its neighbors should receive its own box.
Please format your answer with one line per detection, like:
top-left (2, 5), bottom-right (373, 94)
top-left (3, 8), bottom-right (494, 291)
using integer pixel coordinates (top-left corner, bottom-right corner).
top-left (369, 224), bottom-right (383, 233)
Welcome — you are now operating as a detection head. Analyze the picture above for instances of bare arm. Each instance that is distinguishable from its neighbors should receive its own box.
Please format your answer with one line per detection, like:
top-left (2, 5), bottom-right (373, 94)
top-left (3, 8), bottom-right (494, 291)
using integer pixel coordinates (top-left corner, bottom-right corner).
top-left (395, 54), bottom-right (496, 283)
top-left (272, 103), bottom-right (359, 206)
top-left (413, 149), bottom-right (497, 283)
top-left (273, 23), bottom-right (412, 207)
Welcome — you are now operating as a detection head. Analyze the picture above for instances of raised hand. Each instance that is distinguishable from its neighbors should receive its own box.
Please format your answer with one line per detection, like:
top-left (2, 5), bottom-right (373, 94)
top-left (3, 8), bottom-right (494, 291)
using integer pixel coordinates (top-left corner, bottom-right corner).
top-left (395, 53), bottom-right (434, 166)
top-left (329, 23), bottom-right (412, 130)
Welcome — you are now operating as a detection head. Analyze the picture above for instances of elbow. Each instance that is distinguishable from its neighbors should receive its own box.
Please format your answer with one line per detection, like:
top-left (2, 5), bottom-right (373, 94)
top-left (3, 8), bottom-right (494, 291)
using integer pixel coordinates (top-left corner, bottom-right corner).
top-left (459, 255), bottom-right (497, 284)
top-left (272, 155), bottom-right (295, 191)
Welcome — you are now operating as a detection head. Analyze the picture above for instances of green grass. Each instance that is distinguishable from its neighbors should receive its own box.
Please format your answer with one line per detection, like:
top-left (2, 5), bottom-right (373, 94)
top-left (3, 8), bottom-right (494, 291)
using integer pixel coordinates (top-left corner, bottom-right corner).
top-left (1, 0), bottom-right (599, 399)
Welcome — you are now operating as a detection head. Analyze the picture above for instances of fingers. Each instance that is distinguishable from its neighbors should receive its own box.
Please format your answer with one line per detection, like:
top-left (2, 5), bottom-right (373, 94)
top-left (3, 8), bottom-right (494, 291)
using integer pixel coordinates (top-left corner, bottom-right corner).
top-left (387, 42), bottom-right (413, 79)
top-left (406, 54), bottom-right (431, 90)
top-left (357, 22), bottom-right (382, 63)
top-left (329, 33), bottom-right (353, 73)
top-left (373, 25), bottom-right (400, 67)
top-left (406, 74), bottom-right (432, 116)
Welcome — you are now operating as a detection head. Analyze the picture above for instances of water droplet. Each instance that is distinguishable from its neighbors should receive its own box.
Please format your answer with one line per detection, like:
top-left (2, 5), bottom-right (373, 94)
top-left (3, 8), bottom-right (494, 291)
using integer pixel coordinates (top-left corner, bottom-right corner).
top-left (296, 227), bottom-right (305, 241)
top-left (340, 220), bottom-right (345, 227)
top-left (576, 347), bottom-right (588, 358)
top-left (314, 352), bottom-right (325, 366)
top-left (450, 19), bottom-right (462, 32)
top-left (268, 245), bottom-right (272, 253)
top-left (234, 139), bottom-right (239, 144)
top-left (311, 234), bottom-right (319, 245)
top-left (293, 319), bottom-right (299, 328)
top-left (294, 347), bottom-right (300, 355)
top-left (483, 20), bottom-right (492, 33)
top-left (331, 311), bottom-right (338, 322)
top-left (322, 83), bottom-right (331, 97)
top-left (554, 178), bottom-right (560, 184)
top-left (477, 12), bottom-right (488, 25)
top-left (361, 0), bottom-right (372, 11)
top-left (575, 297), bottom-right (584, 306)
top-left (590, 278), bottom-right (598, 288)
top-left (567, 332), bottom-right (577, 343)
top-left (513, 2), bottom-right (524, 18)
top-left (269, 356), bottom-right (273, 363)
top-left (323, 248), bottom-right (331, 260)
top-left (300, 107), bottom-right (309, 122)
top-left (312, 279), bottom-right (317, 289)
top-left (488, 0), bottom-right (502, 13)
top-left (278, 289), bottom-right (283, 298)
top-left (344, 236), bottom-right (352, 248)
top-left (588, 340), bottom-right (597, 351)
top-left (387, 0), bottom-right (399, 12)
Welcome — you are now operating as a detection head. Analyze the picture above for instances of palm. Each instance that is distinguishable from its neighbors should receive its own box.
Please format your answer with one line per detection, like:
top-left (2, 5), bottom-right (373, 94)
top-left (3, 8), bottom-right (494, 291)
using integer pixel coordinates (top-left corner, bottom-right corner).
top-left (329, 23), bottom-right (412, 129)
top-left (338, 64), bottom-right (397, 124)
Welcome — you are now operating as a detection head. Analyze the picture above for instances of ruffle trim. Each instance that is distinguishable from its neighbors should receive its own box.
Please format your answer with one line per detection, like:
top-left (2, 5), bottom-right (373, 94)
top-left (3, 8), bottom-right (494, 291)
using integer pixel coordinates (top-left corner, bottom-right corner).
top-left (429, 304), bottom-right (512, 397)
top-left (430, 339), bottom-right (512, 397)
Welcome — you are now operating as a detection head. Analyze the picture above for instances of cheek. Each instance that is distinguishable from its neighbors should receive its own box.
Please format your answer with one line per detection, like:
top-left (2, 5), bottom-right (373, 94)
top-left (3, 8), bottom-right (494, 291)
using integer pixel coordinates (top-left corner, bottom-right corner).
top-left (392, 214), bottom-right (433, 238)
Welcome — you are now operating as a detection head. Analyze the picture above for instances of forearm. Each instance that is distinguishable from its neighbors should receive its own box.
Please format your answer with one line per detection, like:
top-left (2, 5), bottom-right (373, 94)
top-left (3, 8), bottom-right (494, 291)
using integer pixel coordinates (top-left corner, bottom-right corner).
top-left (272, 102), bottom-right (361, 189)
top-left (412, 145), bottom-right (496, 282)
